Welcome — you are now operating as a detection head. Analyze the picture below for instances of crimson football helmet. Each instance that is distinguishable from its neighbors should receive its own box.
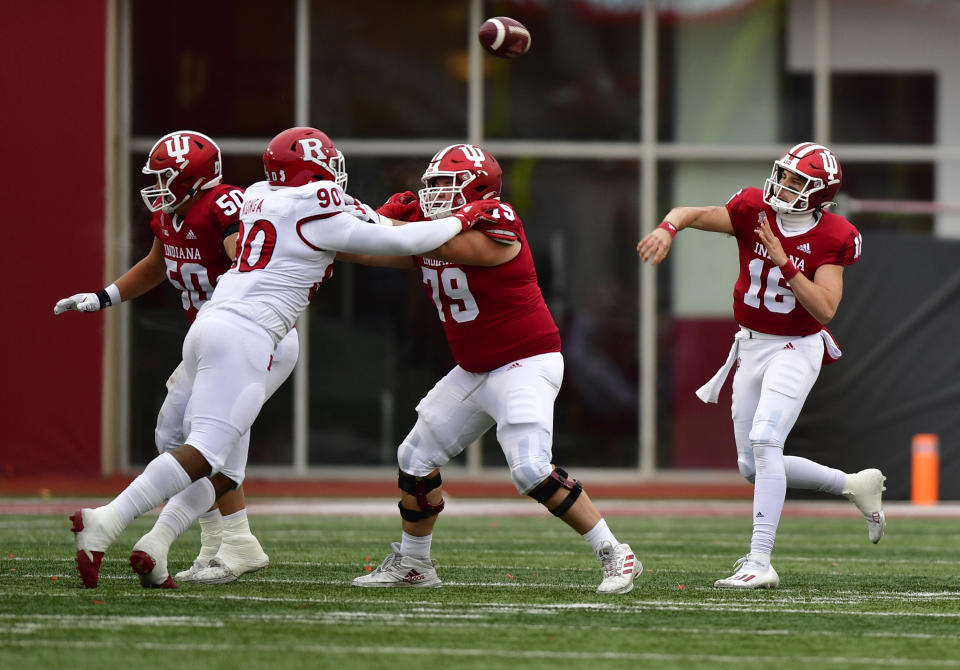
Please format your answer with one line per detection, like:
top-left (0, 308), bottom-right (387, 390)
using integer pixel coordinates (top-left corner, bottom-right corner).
top-left (763, 142), bottom-right (842, 214)
top-left (262, 127), bottom-right (347, 189)
top-left (419, 144), bottom-right (502, 219)
top-left (140, 131), bottom-right (223, 214)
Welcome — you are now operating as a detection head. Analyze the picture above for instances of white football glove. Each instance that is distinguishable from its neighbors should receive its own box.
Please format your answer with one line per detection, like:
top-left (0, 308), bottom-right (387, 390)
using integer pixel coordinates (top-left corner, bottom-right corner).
top-left (54, 293), bottom-right (103, 314)
top-left (54, 284), bottom-right (121, 315)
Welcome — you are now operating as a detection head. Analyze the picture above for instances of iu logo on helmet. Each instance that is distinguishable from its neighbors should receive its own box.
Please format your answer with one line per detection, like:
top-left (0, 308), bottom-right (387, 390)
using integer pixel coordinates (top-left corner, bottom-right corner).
top-left (458, 145), bottom-right (486, 168)
top-left (298, 138), bottom-right (329, 166)
top-left (164, 134), bottom-right (191, 164)
top-left (819, 151), bottom-right (840, 184)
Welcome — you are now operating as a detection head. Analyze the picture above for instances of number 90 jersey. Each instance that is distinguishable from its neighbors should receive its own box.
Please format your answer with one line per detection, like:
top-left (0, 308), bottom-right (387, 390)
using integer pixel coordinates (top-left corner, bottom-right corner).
top-left (726, 187), bottom-right (862, 336)
top-left (414, 201), bottom-right (561, 373)
top-left (149, 183), bottom-right (244, 322)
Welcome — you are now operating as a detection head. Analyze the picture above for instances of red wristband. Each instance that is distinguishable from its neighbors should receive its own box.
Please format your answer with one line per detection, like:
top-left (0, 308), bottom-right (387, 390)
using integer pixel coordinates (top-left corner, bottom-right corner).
top-left (658, 221), bottom-right (678, 239)
top-left (780, 259), bottom-right (799, 281)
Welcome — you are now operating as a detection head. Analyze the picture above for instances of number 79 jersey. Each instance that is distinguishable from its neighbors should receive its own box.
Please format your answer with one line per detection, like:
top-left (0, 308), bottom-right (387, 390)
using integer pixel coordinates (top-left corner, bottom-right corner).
top-left (149, 183), bottom-right (244, 322)
top-left (726, 187), bottom-right (862, 336)
top-left (413, 201), bottom-right (561, 373)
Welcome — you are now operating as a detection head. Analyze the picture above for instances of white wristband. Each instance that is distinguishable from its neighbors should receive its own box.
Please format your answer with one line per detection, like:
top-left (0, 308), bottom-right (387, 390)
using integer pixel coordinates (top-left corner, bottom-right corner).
top-left (105, 283), bottom-right (121, 306)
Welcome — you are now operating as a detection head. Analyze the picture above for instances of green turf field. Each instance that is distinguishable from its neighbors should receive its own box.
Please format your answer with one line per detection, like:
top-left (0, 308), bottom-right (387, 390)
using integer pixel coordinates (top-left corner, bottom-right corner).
top-left (1, 510), bottom-right (958, 669)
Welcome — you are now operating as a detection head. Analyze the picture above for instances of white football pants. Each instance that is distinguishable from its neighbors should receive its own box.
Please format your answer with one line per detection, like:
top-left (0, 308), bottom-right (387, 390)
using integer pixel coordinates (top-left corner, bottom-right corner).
top-left (397, 352), bottom-right (563, 494)
top-left (731, 331), bottom-right (823, 476)
top-left (155, 327), bottom-right (299, 460)
top-left (178, 309), bottom-right (290, 483)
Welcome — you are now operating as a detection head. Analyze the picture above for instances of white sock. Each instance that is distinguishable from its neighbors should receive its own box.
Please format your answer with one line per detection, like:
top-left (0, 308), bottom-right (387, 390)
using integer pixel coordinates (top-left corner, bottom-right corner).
top-left (582, 519), bottom-right (618, 558)
top-left (107, 452), bottom-right (191, 526)
top-left (221, 509), bottom-right (252, 539)
top-left (750, 445), bottom-right (786, 557)
top-left (400, 531), bottom-right (432, 560)
top-left (154, 477), bottom-right (215, 538)
top-left (137, 521), bottom-right (177, 556)
top-left (784, 455), bottom-right (846, 495)
top-left (197, 509), bottom-right (223, 561)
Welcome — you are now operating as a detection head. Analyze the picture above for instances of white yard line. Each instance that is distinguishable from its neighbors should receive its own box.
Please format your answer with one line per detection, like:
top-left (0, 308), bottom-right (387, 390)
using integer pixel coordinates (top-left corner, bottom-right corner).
top-left (3, 639), bottom-right (959, 666)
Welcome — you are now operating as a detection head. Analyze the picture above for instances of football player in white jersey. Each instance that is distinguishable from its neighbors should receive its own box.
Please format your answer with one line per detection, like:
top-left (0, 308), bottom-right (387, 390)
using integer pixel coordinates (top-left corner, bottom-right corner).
top-left (638, 143), bottom-right (886, 589)
top-left (55, 130), bottom-right (293, 585)
top-left (67, 127), bottom-right (501, 589)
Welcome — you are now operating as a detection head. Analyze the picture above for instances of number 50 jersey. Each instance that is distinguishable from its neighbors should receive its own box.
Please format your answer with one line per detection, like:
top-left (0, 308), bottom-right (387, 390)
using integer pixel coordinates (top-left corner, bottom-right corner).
top-left (149, 183), bottom-right (245, 322)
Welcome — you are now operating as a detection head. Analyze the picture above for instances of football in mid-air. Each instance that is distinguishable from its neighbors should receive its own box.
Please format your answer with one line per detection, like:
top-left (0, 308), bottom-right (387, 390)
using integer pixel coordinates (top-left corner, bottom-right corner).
top-left (478, 16), bottom-right (531, 58)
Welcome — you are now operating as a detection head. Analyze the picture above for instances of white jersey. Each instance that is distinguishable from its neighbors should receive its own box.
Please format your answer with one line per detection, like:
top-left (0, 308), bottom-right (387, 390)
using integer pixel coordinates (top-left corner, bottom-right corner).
top-left (205, 180), bottom-right (462, 342)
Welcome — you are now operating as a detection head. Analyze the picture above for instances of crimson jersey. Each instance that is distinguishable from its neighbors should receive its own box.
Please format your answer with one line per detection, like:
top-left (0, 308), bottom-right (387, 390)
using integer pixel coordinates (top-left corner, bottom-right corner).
top-left (413, 202), bottom-right (561, 372)
top-left (726, 187), bottom-right (862, 336)
top-left (149, 183), bottom-right (244, 321)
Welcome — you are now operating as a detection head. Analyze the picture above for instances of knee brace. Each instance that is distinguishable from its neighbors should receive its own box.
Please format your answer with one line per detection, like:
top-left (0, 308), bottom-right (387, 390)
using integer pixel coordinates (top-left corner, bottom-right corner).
top-left (397, 470), bottom-right (445, 522)
top-left (526, 466), bottom-right (583, 517)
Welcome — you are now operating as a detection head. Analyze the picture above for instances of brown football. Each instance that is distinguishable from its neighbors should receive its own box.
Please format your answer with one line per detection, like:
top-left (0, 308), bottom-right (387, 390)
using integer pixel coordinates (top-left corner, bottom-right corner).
top-left (478, 16), bottom-right (531, 59)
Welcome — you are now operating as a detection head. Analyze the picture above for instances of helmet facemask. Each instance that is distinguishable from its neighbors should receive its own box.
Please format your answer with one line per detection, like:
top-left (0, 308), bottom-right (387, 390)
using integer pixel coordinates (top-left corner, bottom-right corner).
top-left (763, 163), bottom-right (826, 214)
top-left (419, 170), bottom-right (477, 219)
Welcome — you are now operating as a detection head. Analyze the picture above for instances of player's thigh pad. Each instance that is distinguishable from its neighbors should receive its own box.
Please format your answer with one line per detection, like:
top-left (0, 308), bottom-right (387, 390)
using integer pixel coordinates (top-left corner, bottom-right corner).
top-left (265, 328), bottom-right (299, 401)
top-left (486, 353), bottom-right (563, 494)
top-left (749, 334), bottom-right (822, 447)
top-left (398, 367), bottom-right (495, 476)
top-left (155, 360), bottom-right (192, 454)
top-left (183, 312), bottom-right (272, 474)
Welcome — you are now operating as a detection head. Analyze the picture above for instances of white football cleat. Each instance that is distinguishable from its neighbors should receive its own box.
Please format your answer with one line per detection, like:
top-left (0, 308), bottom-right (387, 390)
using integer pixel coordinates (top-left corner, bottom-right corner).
top-left (596, 542), bottom-right (640, 594)
top-left (70, 507), bottom-right (124, 589)
top-left (843, 468), bottom-right (886, 544)
top-left (174, 558), bottom-right (215, 583)
top-left (351, 542), bottom-right (441, 588)
top-left (190, 534), bottom-right (269, 585)
top-left (714, 554), bottom-right (780, 589)
top-left (129, 532), bottom-right (177, 589)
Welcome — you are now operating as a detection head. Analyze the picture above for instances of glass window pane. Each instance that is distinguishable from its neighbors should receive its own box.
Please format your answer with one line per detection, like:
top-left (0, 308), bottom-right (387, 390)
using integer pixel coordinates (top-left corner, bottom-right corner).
top-left (131, 1), bottom-right (295, 137)
top-left (309, 2), bottom-right (468, 138)
top-left (661, 1), bottom-right (807, 143)
top-left (838, 161), bottom-right (935, 234)
top-left (483, 2), bottom-right (641, 140)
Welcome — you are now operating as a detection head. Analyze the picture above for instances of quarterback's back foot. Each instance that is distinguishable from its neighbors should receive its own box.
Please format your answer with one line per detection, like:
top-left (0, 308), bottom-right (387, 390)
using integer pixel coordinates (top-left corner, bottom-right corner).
top-left (843, 468), bottom-right (886, 543)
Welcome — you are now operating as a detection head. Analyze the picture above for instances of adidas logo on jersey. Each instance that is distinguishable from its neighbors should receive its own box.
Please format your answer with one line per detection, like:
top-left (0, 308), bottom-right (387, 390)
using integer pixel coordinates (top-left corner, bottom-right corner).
top-left (186, 229), bottom-right (198, 240)
top-left (797, 242), bottom-right (811, 254)
top-left (783, 342), bottom-right (795, 350)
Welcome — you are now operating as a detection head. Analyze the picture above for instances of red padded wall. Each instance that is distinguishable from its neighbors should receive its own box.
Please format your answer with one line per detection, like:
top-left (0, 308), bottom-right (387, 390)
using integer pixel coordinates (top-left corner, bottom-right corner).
top-left (2, 2), bottom-right (107, 477)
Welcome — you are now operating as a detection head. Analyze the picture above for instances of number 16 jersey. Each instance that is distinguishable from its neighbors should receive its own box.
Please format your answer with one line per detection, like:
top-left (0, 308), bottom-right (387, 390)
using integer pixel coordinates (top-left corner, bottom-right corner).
top-left (726, 187), bottom-right (862, 336)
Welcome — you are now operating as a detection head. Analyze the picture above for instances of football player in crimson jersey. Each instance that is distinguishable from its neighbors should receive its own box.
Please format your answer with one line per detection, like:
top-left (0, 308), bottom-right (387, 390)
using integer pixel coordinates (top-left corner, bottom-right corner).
top-left (638, 142), bottom-right (886, 589)
top-left (343, 144), bottom-right (640, 594)
top-left (63, 127), bottom-right (495, 590)
top-left (55, 130), bottom-right (298, 587)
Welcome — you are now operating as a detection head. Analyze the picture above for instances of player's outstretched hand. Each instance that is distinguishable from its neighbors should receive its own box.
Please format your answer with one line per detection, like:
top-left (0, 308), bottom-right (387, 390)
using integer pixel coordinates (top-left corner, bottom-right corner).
top-left (637, 228), bottom-right (674, 265)
top-left (452, 199), bottom-right (502, 231)
top-left (54, 293), bottom-right (102, 315)
top-left (376, 191), bottom-right (423, 222)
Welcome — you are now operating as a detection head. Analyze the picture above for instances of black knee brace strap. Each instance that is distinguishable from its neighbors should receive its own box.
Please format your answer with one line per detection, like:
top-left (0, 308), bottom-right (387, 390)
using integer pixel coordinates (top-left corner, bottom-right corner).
top-left (397, 470), bottom-right (446, 522)
top-left (527, 466), bottom-right (584, 517)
